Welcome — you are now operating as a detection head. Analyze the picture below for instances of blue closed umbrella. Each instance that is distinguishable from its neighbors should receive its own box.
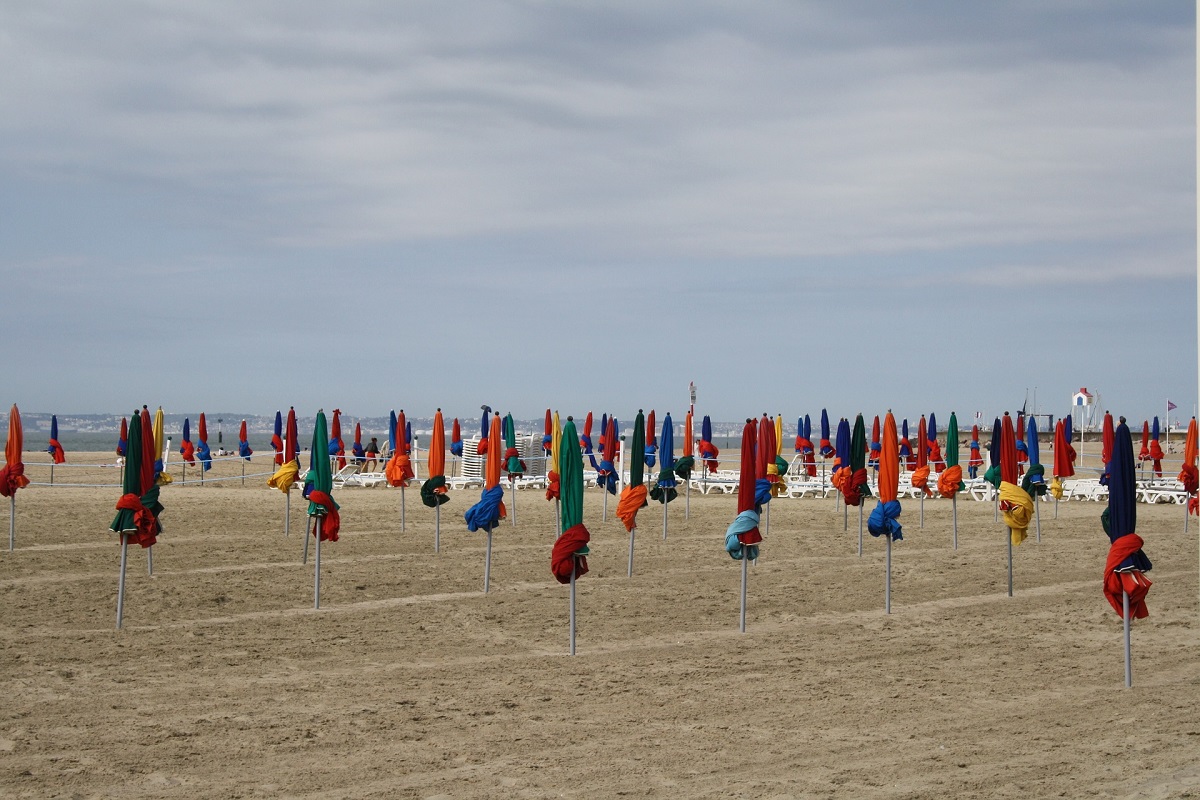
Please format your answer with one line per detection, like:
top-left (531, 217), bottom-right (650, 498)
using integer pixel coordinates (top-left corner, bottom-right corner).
top-left (1104, 419), bottom-right (1153, 687)
top-left (820, 409), bottom-right (834, 457)
top-left (389, 410), bottom-right (397, 455)
top-left (650, 413), bottom-right (677, 505)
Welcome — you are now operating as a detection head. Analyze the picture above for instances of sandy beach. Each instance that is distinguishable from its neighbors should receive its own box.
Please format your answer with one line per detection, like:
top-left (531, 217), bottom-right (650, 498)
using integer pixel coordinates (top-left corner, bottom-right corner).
top-left (2, 450), bottom-right (1199, 798)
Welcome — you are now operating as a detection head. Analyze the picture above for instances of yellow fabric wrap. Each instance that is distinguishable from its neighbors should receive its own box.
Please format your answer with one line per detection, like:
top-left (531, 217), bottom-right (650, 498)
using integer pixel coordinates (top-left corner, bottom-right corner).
top-left (767, 463), bottom-right (787, 496)
top-left (1048, 476), bottom-right (1064, 500)
top-left (268, 460), bottom-right (300, 494)
top-left (999, 481), bottom-right (1033, 545)
top-left (157, 472), bottom-right (173, 485)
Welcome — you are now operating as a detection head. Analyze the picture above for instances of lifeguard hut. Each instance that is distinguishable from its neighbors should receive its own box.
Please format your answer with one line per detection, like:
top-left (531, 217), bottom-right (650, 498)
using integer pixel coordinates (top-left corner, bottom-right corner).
top-left (1072, 387), bottom-right (1099, 432)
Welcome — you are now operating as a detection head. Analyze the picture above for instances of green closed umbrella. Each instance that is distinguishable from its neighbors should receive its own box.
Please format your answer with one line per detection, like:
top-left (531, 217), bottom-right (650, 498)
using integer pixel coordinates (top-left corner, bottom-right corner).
top-left (617, 410), bottom-right (648, 576)
top-left (304, 410), bottom-right (340, 609)
top-left (503, 413), bottom-right (523, 526)
top-left (946, 412), bottom-right (964, 549)
top-left (551, 417), bottom-right (590, 655)
top-left (109, 409), bottom-right (162, 629)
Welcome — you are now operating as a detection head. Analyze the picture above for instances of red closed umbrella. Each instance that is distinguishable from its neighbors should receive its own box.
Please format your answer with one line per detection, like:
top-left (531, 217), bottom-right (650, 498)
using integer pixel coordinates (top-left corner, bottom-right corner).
top-left (998, 412), bottom-right (1033, 595)
top-left (725, 419), bottom-right (762, 632)
top-left (2, 405), bottom-right (32, 550)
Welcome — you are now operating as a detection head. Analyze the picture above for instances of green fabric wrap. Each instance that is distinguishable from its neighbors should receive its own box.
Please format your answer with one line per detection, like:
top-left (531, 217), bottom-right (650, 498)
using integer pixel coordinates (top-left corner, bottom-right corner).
top-left (673, 455), bottom-right (695, 480)
top-left (421, 475), bottom-right (450, 507)
top-left (1021, 464), bottom-right (1047, 497)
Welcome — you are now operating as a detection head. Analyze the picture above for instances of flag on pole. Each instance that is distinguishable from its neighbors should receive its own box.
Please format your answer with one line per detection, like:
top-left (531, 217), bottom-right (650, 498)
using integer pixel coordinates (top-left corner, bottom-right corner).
top-left (1168, 400), bottom-right (1177, 411)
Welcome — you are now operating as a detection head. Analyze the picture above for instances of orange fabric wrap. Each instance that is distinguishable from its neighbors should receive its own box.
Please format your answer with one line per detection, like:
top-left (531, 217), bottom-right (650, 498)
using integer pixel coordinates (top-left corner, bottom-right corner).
top-left (616, 484), bottom-right (648, 532)
top-left (937, 465), bottom-right (963, 498)
top-left (910, 465), bottom-right (932, 497)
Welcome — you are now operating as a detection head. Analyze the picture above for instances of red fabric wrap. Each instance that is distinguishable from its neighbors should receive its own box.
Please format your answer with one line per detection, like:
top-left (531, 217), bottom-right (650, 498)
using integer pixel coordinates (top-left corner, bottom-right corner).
top-left (550, 523), bottom-right (590, 584)
top-left (841, 468), bottom-right (869, 506)
top-left (115, 493), bottom-right (158, 548)
top-left (1149, 440), bottom-right (1164, 461)
top-left (545, 470), bottom-right (560, 501)
top-left (1103, 533), bottom-right (1151, 619)
top-left (1178, 464), bottom-right (1198, 495)
top-left (504, 447), bottom-right (519, 460)
top-left (1190, 496), bottom-right (1199, 516)
top-left (49, 440), bottom-right (65, 464)
top-left (180, 440), bottom-right (196, 464)
top-left (0, 463), bottom-right (29, 497)
top-left (698, 441), bottom-right (719, 473)
top-left (476, 439), bottom-right (488, 455)
top-left (307, 490), bottom-right (340, 541)
top-left (738, 525), bottom-right (763, 546)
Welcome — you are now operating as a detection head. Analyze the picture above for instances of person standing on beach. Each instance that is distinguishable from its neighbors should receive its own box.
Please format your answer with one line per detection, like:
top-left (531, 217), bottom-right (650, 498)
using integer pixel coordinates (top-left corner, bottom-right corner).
top-left (364, 437), bottom-right (380, 472)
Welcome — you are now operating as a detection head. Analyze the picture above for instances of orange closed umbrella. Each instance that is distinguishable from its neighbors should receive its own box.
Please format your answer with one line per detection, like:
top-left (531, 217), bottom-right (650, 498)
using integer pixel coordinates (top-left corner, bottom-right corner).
top-left (1179, 417), bottom-right (1198, 532)
top-left (2, 405), bottom-right (32, 550)
top-left (422, 409), bottom-right (449, 552)
top-left (868, 412), bottom-right (902, 614)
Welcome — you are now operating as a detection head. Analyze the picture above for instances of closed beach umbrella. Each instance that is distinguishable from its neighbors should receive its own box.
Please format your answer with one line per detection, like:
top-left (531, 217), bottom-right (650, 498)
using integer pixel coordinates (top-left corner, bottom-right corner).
top-left (968, 424), bottom-right (983, 478)
top-left (550, 416), bottom-right (590, 655)
top-left (644, 410), bottom-right (657, 468)
top-left (1138, 420), bottom-right (1151, 464)
top-left (117, 417), bottom-right (127, 457)
top-left (768, 414), bottom-right (788, 498)
top-left (1022, 417), bottom-right (1046, 539)
top-left (423, 409), bottom-right (449, 552)
top-left (47, 415), bottom-right (65, 464)
top-left (109, 408), bottom-right (164, 627)
top-left (503, 413), bottom-right (524, 479)
top-left (868, 412), bottom-right (903, 614)
top-left (579, 412), bottom-right (593, 455)
top-left (617, 410), bottom-right (648, 534)
top-left (676, 411), bottom-right (695, 479)
top-left (801, 414), bottom-right (816, 477)
top-left (303, 410), bottom-right (340, 609)
top-left (844, 413), bottom-right (870, 506)
top-left (699, 415), bottom-right (719, 474)
top-left (386, 409), bottom-right (414, 531)
top-left (2, 405), bottom-right (32, 550)
top-left (831, 417), bottom-right (851, 496)
top-left (389, 410), bottom-right (398, 457)
top-left (476, 406), bottom-right (491, 455)
top-left (465, 412), bottom-right (505, 592)
top-left (928, 412), bottom-right (945, 471)
top-left (330, 409), bottom-right (346, 470)
top-left (352, 422), bottom-right (365, 464)
top-left (911, 416), bottom-right (932, 501)
top-left (450, 417), bottom-right (463, 457)
top-left (152, 407), bottom-right (166, 476)
top-left (1015, 414), bottom-right (1028, 466)
top-left (899, 419), bottom-right (915, 471)
top-left (238, 420), bottom-right (253, 461)
top-left (998, 413), bottom-right (1034, 596)
top-left (546, 411), bottom-right (562, 505)
top-left (819, 409), bottom-right (834, 458)
top-left (756, 414), bottom-right (775, 508)
top-left (271, 411), bottom-right (284, 465)
top-left (869, 415), bottom-right (881, 470)
top-left (650, 413), bottom-right (677, 505)
top-left (938, 413), bottom-right (964, 499)
top-left (1104, 418), bottom-right (1152, 686)
top-left (726, 419), bottom-right (762, 632)
top-left (180, 418), bottom-right (196, 464)
top-left (1178, 418), bottom-right (1198, 525)
top-left (1149, 417), bottom-right (1164, 477)
top-left (542, 409), bottom-right (553, 457)
top-left (1101, 412), bottom-right (1115, 477)
top-left (267, 405), bottom-right (302, 533)
top-left (596, 416), bottom-right (618, 497)
top-left (939, 412), bottom-right (965, 549)
top-left (1053, 419), bottom-right (1075, 479)
top-left (197, 413), bottom-right (212, 472)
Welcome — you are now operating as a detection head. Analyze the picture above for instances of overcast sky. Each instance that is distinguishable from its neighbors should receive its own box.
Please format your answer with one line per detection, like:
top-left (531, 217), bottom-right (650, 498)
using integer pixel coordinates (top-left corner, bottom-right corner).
top-left (1, 1), bottom-right (1195, 427)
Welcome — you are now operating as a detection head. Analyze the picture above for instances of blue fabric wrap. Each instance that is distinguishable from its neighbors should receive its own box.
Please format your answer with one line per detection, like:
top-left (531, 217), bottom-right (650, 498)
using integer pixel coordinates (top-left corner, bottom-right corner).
top-left (450, 441), bottom-right (463, 456)
top-left (328, 440), bottom-right (339, 456)
top-left (352, 442), bottom-right (365, 459)
top-left (725, 510), bottom-right (760, 560)
top-left (1015, 440), bottom-right (1028, 453)
top-left (754, 478), bottom-right (771, 508)
top-left (588, 452), bottom-right (602, 473)
top-left (868, 500), bottom-right (903, 541)
top-left (644, 445), bottom-right (656, 468)
top-left (197, 441), bottom-right (212, 471)
top-left (598, 459), bottom-right (617, 494)
top-left (580, 435), bottom-right (593, 453)
top-left (239, 441), bottom-right (253, 459)
top-left (542, 434), bottom-right (552, 453)
top-left (464, 485), bottom-right (504, 532)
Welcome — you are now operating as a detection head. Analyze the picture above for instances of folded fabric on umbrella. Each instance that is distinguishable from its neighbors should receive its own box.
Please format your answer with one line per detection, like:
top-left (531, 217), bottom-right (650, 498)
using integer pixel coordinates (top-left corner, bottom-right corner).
top-left (1103, 532), bottom-right (1152, 619)
top-left (267, 461), bottom-right (300, 493)
top-left (999, 482), bottom-right (1033, 544)
top-left (421, 475), bottom-right (449, 507)
top-left (550, 523), bottom-right (590, 583)
top-left (616, 484), bottom-right (648, 532)
top-left (910, 465), bottom-right (932, 497)
top-left (306, 490), bottom-right (341, 541)
top-left (867, 500), bottom-right (903, 541)
top-left (464, 485), bottom-right (506, 532)
top-left (937, 465), bottom-right (963, 498)
top-left (724, 510), bottom-right (761, 561)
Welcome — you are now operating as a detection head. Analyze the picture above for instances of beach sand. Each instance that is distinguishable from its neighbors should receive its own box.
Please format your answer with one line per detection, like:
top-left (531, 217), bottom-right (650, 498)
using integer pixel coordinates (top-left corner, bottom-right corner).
top-left (2, 452), bottom-right (1199, 798)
